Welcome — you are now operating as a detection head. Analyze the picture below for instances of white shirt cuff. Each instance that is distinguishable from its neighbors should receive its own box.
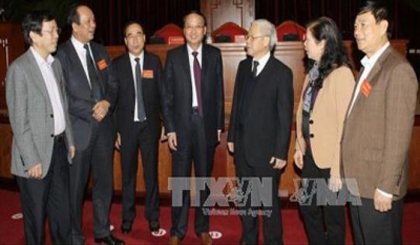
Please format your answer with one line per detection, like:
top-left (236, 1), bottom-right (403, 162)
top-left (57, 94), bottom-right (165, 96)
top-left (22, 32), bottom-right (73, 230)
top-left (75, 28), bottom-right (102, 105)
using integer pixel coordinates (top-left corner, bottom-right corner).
top-left (376, 188), bottom-right (393, 198)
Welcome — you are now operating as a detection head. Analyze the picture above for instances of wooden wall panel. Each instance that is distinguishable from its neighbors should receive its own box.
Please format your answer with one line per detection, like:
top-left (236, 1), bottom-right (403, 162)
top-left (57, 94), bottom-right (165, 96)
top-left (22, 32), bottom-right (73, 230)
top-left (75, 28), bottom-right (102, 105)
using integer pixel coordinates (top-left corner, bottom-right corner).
top-left (201, 0), bottom-right (255, 33)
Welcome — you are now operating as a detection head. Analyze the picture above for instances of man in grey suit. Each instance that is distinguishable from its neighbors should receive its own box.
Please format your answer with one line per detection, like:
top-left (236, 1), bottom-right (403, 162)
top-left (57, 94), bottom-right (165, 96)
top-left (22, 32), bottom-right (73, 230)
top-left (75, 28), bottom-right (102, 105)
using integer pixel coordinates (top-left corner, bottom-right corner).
top-left (6, 11), bottom-right (75, 244)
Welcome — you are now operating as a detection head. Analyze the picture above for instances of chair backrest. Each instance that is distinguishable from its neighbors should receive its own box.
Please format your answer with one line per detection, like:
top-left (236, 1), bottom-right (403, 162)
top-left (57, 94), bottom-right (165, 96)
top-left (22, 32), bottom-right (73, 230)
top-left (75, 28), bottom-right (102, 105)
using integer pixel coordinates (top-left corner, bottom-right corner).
top-left (152, 23), bottom-right (184, 44)
top-left (211, 22), bottom-right (248, 43)
top-left (276, 20), bottom-right (306, 41)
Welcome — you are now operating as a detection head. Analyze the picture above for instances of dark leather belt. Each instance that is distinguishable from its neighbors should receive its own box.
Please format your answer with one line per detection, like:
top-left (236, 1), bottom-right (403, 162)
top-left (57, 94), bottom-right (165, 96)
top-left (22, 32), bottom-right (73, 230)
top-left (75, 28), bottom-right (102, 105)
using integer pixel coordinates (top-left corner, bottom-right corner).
top-left (192, 107), bottom-right (200, 114)
top-left (54, 132), bottom-right (65, 143)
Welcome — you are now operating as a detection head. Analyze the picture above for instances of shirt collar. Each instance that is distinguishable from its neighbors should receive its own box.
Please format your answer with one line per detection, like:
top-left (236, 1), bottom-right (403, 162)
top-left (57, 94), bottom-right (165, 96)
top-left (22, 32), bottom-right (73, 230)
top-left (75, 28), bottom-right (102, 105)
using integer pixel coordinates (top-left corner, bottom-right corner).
top-left (187, 44), bottom-right (203, 56)
top-left (361, 41), bottom-right (390, 68)
top-left (128, 50), bottom-right (144, 63)
top-left (30, 47), bottom-right (54, 66)
top-left (253, 51), bottom-right (270, 68)
top-left (71, 35), bottom-right (89, 52)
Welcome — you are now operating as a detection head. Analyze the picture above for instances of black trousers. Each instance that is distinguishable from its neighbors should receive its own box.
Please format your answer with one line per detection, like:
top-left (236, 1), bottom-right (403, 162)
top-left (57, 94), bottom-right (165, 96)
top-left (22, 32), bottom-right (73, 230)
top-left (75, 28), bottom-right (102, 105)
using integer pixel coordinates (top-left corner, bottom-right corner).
top-left (349, 195), bottom-right (403, 245)
top-left (170, 113), bottom-right (215, 239)
top-left (69, 117), bottom-right (116, 244)
top-left (299, 151), bottom-right (345, 245)
top-left (16, 137), bottom-right (71, 245)
top-left (120, 120), bottom-right (160, 224)
top-left (234, 126), bottom-right (283, 245)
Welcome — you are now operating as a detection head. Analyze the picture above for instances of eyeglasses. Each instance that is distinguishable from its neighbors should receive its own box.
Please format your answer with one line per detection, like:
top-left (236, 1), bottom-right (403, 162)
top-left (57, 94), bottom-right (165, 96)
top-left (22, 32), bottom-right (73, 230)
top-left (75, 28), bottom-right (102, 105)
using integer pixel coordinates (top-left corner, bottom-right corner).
top-left (42, 27), bottom-right (61, 35)
top-left (245, 34), bottom-right (267, 41)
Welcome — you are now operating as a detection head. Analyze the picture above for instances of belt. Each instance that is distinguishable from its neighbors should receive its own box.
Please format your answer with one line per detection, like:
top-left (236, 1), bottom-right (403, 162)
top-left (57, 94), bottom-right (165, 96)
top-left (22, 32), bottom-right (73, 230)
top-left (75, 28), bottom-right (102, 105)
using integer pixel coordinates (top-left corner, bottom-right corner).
top-left (192, 107), bottom-right (200, 115)
top-left (54, 132), bottom-right (65, 143)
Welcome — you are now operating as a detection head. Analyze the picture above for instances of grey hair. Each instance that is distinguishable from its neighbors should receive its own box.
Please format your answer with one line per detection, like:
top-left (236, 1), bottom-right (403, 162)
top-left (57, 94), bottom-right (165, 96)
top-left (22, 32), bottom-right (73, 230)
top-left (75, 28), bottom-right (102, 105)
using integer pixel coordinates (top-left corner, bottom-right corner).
top-left (251, 19), bottom-right (278, 50)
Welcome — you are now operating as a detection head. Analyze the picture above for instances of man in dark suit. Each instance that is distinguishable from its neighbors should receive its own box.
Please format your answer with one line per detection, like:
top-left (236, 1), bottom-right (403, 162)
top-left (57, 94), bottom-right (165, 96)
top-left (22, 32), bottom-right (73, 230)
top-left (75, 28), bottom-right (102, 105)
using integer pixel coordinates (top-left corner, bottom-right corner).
top-left (342, 2), bottom-right (418, 244)
top-left (6, 11), bottom-right (75, 245)
top-left (163, 11), bottom-right (224, 245)
top-left (113, 21), bottom-right (163, 234)
top-left (55, 4), bottom-right (123, 245)
top-left (227, 19), bottom-right (293, 245)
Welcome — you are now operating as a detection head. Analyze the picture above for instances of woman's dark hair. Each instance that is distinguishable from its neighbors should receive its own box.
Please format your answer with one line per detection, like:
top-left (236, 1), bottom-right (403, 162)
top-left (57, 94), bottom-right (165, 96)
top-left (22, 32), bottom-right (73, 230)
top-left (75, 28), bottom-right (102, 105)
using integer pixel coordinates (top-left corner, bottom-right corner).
top-left (22, 11), bottom-right (55, 45)
top-left (304, 17), bottom-right (350, 89)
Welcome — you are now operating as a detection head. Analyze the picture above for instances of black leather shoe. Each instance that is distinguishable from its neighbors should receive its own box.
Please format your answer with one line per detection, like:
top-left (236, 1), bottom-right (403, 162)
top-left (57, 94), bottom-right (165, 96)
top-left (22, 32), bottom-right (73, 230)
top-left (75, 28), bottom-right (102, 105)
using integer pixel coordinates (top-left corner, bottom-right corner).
top-left (94, 234), bottom-right (125, 245)
top-left (120, 221), bottom-right (132, 234)
top-left (149, 219), bottom-right (160, 232)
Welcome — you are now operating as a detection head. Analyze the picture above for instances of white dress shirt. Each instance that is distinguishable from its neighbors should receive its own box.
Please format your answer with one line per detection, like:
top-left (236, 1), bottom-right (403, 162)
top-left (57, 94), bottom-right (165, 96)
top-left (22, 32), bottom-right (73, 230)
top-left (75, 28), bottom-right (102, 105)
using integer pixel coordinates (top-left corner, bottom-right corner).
top-left (187, 44), bottom-right (203, 108)
top-left (347, 41), bottom-right (393, 198)
top-left (252, 51), bottom-right (271, 76)
top-left (71, 36), bottom-right (95, 88)
top-left (128, 51), bottom-right (146, 122)
top-left (30, 47), bottom-right (65, 135)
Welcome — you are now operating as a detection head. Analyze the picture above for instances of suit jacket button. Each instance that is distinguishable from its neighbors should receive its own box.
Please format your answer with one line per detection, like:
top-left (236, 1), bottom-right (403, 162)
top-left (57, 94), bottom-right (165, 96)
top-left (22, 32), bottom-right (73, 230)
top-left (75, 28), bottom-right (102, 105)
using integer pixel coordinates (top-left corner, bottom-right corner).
top-left (50, 114), bottom-right (54, 118)
top-left (51, 134), bottom-right (54, 137)
top-left (309, 120), bottom-right (313, 124)
top-left (310, 134), bottom-right (314, 138)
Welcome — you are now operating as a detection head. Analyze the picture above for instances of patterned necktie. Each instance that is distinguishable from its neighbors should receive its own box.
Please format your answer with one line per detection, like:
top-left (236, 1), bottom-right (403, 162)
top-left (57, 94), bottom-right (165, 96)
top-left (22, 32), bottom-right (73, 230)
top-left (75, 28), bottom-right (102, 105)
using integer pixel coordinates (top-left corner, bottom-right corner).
top-left (83, 44), bottom-right (103, 102)
top-left (252, 60), bottom-right (259, 78)
top-left (134, 57), bottom-right (146, 122)
top-left (192, 51), bottom-right (203, 116)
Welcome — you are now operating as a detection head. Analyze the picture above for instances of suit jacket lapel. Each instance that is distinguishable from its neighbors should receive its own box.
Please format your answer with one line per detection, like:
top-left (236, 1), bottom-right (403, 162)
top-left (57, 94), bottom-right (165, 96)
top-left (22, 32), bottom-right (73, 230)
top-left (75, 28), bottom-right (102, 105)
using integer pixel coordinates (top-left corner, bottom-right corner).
top-left (201, 45), bottom-right (209, 93)
top-left (67, 40), bottom-right (91, 91)
top-left (348, 46), bottom-right (393, 118)
top-left (122, 53), bottom-right (136, 99)
top-left (25, 50), bottom-right (50, 103)
top-left (180, 45), bottom-right (193, 103)
top-left (51, 59), bottom-right (66, 105)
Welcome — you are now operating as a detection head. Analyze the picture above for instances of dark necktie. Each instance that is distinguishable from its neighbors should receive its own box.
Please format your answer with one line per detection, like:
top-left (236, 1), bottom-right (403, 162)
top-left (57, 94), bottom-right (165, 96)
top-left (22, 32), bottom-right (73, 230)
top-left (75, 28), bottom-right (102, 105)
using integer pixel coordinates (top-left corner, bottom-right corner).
top-left (252, 60), bottom-right (259, 78)
top-left (134, 57), bottom-right (146, 122)
top-left (84, 44), bottom-right (103, 102)
top-left (192, 51), bottom-right (203, 116)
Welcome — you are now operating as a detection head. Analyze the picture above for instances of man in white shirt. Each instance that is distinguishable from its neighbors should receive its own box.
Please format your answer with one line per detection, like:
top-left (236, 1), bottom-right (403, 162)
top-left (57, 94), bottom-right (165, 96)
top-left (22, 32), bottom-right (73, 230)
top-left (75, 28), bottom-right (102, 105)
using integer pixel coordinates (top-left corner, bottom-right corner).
top-left (113, 21), bottom-right (164, 235)
top-left (227, 19), bottom-right (294, 244)
top-left (6, 11), bottom-right (75, 244)
top-left (163, 11), bottom-right (225, 245)
top-left (55, 4), bottom-right (122, 245)
top-left (342, 1), bottom-right (418, 244)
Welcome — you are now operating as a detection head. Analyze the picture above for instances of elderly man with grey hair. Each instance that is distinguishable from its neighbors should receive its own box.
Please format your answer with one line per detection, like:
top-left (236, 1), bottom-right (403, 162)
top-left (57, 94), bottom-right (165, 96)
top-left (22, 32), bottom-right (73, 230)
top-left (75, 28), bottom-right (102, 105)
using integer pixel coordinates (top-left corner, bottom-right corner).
top-left (227, 19), bottom-right (294, 244)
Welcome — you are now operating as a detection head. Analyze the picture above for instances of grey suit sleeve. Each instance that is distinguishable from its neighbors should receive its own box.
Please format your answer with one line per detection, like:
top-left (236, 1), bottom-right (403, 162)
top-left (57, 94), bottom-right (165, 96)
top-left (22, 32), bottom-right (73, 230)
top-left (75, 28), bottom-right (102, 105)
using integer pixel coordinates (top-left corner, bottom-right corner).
top-left (55, 60), bottom-right (75, 148)
top-left (6, 62), bottom-right (42, 170)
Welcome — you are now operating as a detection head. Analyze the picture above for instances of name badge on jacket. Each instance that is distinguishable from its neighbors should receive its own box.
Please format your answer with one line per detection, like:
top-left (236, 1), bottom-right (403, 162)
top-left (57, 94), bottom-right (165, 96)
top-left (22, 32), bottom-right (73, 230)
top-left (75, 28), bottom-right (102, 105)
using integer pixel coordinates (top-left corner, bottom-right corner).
top-left (97, 59), bottom-right (108, 71)
top-left (361, 79), bottom-right (372, 97)
top-left (143, 69), bottom-right (154, 79)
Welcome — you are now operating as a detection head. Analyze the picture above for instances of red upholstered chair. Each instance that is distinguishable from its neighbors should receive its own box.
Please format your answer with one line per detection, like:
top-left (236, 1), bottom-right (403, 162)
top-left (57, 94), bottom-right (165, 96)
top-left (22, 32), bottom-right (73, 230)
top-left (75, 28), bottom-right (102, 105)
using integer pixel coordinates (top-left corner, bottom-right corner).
top-left (152, 23), bottom-right (184, 45)
top-left (276, 20), bottom-right (306, 41)
top-left (211, 22), bottom-right (248, 43)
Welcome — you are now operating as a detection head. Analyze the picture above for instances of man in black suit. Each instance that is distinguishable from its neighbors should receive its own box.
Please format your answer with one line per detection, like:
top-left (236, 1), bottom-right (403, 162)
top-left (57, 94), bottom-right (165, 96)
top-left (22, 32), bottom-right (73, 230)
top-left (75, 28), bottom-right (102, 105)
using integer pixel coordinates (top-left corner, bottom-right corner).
top-left (227, 19), bottom-right (293, 244)
top-left (113, 21), bottom-right (163, 235)
top-left (56, 4), bottom-right (123, 245)
top-left (163, 11), bottom-right (224, 245)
